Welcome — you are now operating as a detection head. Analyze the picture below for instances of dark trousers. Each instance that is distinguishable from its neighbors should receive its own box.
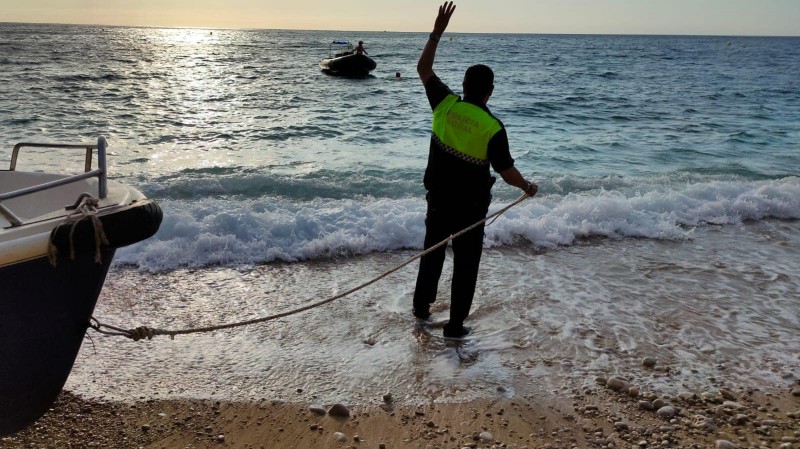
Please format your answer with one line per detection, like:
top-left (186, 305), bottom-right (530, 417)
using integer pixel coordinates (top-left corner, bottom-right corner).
top-left (413, 195), bottom-right (490, 328)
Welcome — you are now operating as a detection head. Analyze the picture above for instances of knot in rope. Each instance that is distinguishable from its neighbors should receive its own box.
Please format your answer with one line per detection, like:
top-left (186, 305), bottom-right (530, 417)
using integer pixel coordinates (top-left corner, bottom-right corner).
top-left (128, 326), bottom-right (157, 341)
top-left (48, 193), bottom-right (110, 266)
top-left (89, 318), bottom-right (171, 341)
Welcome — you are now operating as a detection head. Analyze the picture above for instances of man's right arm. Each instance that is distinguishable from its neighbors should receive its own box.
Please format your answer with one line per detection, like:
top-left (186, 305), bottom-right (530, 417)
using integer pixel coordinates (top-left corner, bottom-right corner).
top-left (417, 2), bottom-right (456, 84)
top-left (499, 166), bottom-right (538, 197)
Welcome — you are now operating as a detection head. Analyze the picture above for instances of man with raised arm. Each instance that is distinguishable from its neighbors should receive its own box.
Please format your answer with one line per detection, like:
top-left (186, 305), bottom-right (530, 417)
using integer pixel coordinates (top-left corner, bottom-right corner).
top-left (413, 1), bottom-right (538, 339)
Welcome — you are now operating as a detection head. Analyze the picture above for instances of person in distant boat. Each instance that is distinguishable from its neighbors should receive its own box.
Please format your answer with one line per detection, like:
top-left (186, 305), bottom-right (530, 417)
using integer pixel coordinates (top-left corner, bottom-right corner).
top-left (355, 41), bottom-right (367, 55)
top-left (413, 1), bottom-right (538, 339)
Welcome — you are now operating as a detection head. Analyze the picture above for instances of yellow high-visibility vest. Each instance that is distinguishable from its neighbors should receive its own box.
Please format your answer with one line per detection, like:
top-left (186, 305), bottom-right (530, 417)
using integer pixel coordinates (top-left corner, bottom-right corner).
top-left (432, 94), bottom-right (502, 165)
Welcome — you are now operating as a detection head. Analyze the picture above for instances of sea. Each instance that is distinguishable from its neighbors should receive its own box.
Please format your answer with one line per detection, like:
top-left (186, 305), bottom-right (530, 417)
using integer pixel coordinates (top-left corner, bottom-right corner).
top-left (1, 23), bottom-right (798, 405)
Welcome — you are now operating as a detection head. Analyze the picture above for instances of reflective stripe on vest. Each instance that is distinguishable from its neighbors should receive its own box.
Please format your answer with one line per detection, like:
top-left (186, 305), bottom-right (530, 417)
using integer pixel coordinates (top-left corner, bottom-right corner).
top-left (432, 93), bottom-right (501, 165)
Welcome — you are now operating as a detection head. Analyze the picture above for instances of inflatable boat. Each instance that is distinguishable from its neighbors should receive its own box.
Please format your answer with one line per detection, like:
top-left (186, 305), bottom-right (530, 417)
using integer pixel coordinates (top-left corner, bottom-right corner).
top-left (319, 41), bottom-right (376, 77)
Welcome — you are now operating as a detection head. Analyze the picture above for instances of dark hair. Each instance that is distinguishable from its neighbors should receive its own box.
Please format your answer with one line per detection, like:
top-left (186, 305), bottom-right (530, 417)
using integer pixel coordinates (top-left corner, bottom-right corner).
top-left (463, 64), bottom-right (494, 98)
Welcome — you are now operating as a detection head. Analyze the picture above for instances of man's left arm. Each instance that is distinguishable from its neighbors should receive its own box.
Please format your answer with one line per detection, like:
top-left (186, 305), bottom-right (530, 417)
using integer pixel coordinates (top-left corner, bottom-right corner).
top-left (418, 2), bottom-right (456, 84)
top-left (490, 130), bottom-right (538, 197)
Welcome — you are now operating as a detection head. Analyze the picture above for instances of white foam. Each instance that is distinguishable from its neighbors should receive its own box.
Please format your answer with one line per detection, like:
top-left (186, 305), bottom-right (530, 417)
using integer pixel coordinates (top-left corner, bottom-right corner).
top-left (116, 177), bottom-right (800, 271)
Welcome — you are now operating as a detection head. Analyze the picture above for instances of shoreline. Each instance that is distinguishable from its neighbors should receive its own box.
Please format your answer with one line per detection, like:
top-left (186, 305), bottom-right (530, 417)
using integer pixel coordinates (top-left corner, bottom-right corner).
top-left (69, 221), bottom-right (800, 408)
top-left (3, 381), bottom-right (798, 448)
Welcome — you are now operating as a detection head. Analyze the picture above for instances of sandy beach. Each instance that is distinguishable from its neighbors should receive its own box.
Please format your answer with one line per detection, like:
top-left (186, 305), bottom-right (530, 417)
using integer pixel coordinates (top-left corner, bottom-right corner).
top-left (3, 378), bottom-right (799, 448)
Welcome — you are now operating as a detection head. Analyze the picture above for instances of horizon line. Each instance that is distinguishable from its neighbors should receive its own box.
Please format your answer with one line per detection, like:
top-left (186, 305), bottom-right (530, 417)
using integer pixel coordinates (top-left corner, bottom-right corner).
top-left (1, 21), bottom-right (798, 39)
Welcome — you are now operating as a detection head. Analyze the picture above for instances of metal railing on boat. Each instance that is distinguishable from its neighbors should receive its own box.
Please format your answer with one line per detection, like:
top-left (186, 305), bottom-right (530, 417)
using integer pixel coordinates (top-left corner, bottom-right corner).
top-left (0, 136), bottom-right (107, 227)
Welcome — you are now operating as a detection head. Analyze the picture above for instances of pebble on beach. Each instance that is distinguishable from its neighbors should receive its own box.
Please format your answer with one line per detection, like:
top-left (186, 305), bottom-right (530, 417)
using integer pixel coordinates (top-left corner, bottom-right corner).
top-left (606, 377), bottom-right (629, 392)
top-left (719, 388), bottom-right (737, 401)
top-left (478, 431), bottom-right (494, 442)
top-left (656, 406), bottom-right (676, 419)
top-left (309, 405), bottom-right (327, 415)
top-left (328, 403), bottom-right (351, 418)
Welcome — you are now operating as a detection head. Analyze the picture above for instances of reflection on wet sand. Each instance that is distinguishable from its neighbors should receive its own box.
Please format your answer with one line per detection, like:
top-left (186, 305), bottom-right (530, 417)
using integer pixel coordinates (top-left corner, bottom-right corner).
top-left (70, 220), bottom-right (800, 407)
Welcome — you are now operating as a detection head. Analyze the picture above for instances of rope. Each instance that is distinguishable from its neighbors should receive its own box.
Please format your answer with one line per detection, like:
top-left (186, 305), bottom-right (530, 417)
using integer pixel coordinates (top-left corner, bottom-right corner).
top-left (48, 194), bottom-right (110, 266)
top-left (90, 193), bottom-right (530, 341)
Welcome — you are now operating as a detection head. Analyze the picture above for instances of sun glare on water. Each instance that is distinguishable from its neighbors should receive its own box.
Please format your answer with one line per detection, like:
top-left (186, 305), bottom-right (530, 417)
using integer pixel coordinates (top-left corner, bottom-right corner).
top-left (140, 28), bottom-right (244, 170)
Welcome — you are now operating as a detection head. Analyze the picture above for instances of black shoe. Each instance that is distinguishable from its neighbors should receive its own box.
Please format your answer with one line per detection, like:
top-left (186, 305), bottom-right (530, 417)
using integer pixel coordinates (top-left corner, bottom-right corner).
top-left (413, 306), bottom-right (431, 321)
top-left (442, 325), bottom-right (471, 339)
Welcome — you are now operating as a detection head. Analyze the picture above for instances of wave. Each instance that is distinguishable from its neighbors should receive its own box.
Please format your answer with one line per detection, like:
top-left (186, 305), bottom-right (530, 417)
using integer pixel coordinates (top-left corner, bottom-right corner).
top-left (116, 176), bottom-right (800, 272)
top-left (142, 168), bottom-right (423, 201)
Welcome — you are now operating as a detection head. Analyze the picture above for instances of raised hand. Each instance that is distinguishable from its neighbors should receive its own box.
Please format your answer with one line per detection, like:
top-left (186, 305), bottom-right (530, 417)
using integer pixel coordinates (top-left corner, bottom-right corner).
top-left (433, 2), bottom-right (456, 34)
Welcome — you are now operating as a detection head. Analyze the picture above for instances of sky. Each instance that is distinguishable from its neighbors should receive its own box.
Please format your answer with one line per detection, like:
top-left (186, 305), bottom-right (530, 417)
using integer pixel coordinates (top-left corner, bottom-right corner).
top-left (0, 0), bottom-right (798, 36)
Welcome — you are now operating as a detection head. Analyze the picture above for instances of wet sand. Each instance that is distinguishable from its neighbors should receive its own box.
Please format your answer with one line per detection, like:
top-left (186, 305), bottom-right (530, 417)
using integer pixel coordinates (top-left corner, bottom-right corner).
top-left (63, 220), bottom-right (800, 408)
top-left (2, 383), bottom-right (799, 448)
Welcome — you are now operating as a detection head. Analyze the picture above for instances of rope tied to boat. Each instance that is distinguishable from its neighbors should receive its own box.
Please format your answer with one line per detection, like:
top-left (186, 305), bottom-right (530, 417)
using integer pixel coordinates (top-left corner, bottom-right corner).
top-left (90, 193), bottom-right (530, 341)
top-left (48, 193), bottom-right (110, 266)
